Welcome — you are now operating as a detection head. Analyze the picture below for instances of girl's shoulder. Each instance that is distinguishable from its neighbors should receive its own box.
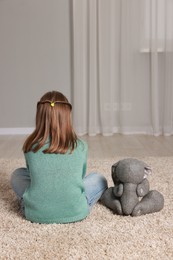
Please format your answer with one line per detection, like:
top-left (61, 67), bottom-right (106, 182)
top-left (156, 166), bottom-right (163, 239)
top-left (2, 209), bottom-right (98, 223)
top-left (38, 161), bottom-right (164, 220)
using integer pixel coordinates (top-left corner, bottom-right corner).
top-left (76, 139), bottom-right (88, 151)
top-left (24, 138), bottom-right (88, 157)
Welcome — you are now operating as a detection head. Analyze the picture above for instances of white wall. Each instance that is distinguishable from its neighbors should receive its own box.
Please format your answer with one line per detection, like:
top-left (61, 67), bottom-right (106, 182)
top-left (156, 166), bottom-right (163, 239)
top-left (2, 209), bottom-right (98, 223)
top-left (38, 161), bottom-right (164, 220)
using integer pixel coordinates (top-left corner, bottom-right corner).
top-left (0, 0), bottom-right (71, 128)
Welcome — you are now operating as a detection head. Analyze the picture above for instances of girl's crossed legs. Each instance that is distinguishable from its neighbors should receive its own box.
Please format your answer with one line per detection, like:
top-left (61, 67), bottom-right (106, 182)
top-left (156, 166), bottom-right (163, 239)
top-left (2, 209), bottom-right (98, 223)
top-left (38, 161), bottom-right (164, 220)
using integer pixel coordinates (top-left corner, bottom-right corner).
top-left (11, 168), bottom-right (108, 214)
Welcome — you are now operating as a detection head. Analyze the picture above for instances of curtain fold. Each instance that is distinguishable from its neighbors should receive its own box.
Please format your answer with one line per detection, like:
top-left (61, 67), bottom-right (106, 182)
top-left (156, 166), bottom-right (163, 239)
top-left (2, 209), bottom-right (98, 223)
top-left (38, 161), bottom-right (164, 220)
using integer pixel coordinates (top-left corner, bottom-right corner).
top-left (71, 0), bottom-right (173, 136)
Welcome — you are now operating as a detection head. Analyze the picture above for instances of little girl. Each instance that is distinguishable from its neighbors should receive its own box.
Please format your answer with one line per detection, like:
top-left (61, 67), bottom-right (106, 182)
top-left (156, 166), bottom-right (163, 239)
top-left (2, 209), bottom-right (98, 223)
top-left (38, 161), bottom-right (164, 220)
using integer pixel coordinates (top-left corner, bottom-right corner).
top-left (11, 91), bottom-right (107, 224)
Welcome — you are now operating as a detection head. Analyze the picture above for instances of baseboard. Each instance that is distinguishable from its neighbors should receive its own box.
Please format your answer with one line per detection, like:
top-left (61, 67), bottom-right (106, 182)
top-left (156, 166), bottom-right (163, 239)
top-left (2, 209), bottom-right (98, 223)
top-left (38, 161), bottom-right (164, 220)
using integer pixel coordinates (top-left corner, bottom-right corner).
top-left (0, 128), bottom-right (34, 135)
top-left (0, 127), bottom-right (172, 136)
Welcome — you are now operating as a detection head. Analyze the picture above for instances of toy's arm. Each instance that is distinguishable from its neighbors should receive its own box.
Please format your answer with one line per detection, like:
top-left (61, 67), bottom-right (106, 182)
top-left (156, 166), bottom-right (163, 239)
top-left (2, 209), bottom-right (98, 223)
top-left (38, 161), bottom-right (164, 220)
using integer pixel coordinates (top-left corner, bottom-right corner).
top-left (137, 179), bottom-right (150, 197)
top-left (113, 183), bottom-right (123, 197)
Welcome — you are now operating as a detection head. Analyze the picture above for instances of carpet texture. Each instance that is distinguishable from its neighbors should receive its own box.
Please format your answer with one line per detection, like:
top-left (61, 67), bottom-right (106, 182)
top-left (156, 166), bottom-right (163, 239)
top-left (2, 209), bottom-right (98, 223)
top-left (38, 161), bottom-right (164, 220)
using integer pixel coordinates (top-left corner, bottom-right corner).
top-left (0, 157), bottom-right (173, 260)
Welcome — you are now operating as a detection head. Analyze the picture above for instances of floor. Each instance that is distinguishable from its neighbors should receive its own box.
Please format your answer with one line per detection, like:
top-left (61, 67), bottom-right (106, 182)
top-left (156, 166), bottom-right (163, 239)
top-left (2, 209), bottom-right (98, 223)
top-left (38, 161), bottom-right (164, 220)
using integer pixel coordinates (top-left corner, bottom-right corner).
top-left (0, 134), bottom-right (173, 159)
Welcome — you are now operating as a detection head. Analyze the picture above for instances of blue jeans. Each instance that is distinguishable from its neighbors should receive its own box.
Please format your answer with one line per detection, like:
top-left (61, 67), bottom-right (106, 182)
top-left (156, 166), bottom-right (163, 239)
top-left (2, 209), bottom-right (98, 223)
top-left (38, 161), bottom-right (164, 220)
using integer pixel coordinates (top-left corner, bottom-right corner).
top-left (11, 168), bottom-right (108, 214)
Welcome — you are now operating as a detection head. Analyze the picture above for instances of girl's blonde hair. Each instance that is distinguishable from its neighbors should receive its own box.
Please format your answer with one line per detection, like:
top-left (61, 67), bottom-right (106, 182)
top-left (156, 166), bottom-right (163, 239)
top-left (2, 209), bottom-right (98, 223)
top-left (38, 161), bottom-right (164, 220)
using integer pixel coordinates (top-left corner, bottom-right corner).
top-left (23, 91), bottom-right (77, 154)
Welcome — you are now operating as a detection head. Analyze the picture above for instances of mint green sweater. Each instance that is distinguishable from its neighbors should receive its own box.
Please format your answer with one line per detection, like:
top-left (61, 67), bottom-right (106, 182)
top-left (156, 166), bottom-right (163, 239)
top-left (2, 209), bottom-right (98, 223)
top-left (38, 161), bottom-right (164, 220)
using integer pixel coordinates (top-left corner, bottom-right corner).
top-left (23, 140), bottom-right (89, 224)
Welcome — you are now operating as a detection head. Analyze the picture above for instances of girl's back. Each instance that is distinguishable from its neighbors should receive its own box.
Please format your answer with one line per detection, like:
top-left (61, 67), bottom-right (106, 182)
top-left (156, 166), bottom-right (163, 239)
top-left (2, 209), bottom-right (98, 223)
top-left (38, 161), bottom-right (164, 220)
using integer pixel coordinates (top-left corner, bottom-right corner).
top-left (24, 139), bottom-right (89, 224)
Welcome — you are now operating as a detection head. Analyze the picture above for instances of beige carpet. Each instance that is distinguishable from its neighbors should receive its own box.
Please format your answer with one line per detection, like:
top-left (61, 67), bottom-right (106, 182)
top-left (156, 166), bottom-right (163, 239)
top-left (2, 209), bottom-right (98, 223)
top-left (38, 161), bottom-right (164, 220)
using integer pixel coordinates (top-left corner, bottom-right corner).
top-left (0, 157), bottom-right (173, 260)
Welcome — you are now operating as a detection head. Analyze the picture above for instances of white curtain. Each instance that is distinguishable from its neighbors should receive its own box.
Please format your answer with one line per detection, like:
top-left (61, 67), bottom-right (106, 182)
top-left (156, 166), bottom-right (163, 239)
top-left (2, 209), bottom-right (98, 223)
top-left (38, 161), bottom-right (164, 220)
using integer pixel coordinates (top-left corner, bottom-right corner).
top-left (71, 0), bottom-right (173, 136)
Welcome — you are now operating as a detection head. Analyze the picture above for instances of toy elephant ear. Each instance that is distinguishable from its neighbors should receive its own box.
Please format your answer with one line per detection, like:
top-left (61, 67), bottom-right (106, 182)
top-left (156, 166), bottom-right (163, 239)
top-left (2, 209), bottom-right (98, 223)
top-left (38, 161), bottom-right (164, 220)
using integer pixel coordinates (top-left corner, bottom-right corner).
top-left (144, 165), bottom-right (152, 179)
top-left (112, 162), bottom-right (120, 184)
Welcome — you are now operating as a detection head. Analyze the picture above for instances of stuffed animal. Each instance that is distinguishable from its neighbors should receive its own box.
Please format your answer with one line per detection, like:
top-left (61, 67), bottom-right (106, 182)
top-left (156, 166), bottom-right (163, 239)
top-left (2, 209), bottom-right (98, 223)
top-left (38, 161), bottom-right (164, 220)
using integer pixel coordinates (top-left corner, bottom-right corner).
top-left (100, 158), bottom-right (164, 216)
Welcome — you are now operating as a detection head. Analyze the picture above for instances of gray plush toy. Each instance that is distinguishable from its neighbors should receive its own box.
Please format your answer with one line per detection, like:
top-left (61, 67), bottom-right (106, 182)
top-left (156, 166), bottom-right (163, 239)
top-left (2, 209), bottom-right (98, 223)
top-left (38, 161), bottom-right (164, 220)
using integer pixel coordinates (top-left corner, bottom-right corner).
top-left (101, 158), bottom-right (164, 216)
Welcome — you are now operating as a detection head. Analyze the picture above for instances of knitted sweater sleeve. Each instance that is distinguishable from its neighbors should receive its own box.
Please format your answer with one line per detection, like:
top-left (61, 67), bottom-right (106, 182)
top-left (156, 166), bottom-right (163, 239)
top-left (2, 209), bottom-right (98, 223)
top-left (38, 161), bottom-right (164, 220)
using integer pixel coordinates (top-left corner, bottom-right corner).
top-left (82, 142), bottom-right (88, 178)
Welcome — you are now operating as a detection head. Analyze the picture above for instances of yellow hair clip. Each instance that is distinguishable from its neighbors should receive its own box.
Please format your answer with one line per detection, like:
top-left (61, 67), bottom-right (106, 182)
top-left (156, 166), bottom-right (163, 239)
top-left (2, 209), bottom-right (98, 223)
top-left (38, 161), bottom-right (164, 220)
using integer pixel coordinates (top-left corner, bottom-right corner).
top-left (37, 100), bottom-right (72, 110)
